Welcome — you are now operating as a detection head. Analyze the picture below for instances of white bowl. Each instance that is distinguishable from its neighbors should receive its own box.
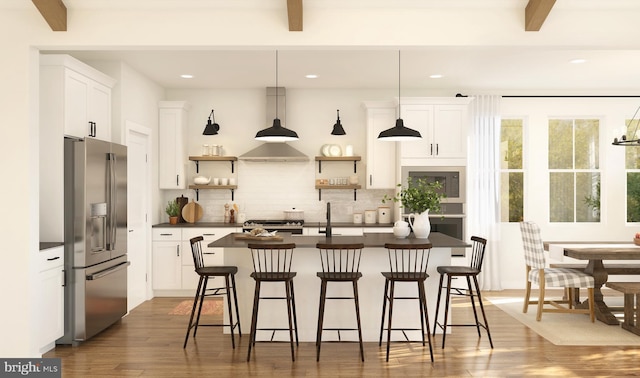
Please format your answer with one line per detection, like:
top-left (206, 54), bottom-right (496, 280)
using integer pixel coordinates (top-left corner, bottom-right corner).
top-left (193, 176), bottom-right (211, 185)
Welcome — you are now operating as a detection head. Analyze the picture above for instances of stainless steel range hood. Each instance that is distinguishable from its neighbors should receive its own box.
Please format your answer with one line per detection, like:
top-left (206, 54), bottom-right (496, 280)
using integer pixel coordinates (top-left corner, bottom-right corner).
top-left (239, 142), bottom-right (308, 162)
top-left (239, 87), bottom-right (309, 162)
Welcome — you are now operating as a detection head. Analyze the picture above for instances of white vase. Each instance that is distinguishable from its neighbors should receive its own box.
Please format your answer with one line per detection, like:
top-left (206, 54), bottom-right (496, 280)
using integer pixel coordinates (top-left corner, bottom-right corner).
top-left (408, 209), bottom-right (431, 239)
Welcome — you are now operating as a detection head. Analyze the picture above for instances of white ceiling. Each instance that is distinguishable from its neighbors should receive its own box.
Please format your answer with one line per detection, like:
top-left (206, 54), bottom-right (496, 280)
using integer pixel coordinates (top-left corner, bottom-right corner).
top-left (46, 47), bottom-right (640, 93)
top-left (32, 0), bottom-right (640, 93)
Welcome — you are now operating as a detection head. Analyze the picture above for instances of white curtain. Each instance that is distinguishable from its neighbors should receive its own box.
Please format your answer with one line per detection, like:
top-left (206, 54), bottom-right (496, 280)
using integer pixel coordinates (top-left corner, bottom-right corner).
top-left (468, 95), bottom-right (502, 291)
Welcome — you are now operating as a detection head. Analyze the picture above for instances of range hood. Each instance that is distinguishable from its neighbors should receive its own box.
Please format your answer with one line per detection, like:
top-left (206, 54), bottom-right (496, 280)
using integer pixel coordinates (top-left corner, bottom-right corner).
top-left (239, 87), bottom-right (309, 162)
top-left (239, 142), bottom-right (308, 162)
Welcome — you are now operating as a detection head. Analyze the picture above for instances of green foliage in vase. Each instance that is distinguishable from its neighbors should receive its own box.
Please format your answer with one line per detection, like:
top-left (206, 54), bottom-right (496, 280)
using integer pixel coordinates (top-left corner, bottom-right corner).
top-left (382, 177), bottom-right (445, 214)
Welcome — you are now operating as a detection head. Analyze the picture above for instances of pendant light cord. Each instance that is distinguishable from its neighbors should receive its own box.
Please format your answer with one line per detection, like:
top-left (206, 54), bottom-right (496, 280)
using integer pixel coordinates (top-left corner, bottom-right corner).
top-left (275, 50), bottom-right (279, 120)
top-left (398, 50), bottom-right (401, 119)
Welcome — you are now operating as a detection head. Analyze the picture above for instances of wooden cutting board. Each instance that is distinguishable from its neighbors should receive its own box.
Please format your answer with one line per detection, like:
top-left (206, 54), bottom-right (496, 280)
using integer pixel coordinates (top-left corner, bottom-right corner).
top-left (233, 233), bottom-right (284, 241)
top-left (182, 200), bottom-right (203, 223)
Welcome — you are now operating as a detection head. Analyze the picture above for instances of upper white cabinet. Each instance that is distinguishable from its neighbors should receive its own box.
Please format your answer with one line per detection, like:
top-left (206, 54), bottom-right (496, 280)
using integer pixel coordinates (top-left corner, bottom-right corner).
top-left (399, 97), bottom-right (472, 166)
top-left (158, 101), bottom-right (190, 189)
top-left (363, 101), bottom-right (397, 189)
top-left (40, 54), bottom-right (115, 142)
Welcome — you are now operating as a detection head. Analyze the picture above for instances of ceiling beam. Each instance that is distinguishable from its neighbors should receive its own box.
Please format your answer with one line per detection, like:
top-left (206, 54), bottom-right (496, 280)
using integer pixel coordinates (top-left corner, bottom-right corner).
top-left (287, 0), bottom-right (303, 31)
top-left (32, 0), bottom-right (67, 31)
top-left (525, 0), bottom-right (555, 31)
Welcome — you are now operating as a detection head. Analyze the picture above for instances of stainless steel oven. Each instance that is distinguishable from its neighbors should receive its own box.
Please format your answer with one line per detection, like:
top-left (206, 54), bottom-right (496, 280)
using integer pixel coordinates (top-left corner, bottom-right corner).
top-left (242, 220), bottom-right (304, 235)
top-left (401, 166), bottom-right (466, 256)
top-left (401, 166), bottom-right (465, 203)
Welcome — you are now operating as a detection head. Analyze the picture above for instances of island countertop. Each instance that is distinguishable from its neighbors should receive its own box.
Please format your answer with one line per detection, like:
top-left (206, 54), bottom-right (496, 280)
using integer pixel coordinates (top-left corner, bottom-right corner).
top-left (208, 232), bottom-right (470, 249)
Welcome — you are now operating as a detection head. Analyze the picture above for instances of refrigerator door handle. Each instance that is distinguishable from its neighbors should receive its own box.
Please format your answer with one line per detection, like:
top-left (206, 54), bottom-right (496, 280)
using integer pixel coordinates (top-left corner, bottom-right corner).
top-left (86, 261), bottom-right (130, 281)
top-left (107, 152), bottom-right (117, 250)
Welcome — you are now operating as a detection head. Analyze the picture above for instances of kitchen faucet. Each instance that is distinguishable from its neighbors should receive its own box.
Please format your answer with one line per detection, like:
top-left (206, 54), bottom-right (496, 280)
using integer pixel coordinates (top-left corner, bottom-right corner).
top-left (319, 202), bottom-right (332, 237)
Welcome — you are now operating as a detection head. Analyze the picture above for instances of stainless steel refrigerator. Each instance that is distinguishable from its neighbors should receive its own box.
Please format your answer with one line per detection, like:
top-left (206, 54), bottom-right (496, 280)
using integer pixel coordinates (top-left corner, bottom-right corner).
top-left (59, 137), bottom-right (129, 345)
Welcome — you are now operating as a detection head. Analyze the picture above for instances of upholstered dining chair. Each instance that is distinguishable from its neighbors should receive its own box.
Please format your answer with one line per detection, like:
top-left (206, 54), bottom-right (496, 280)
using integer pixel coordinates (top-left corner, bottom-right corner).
top-left (519, 221), bottom-right (595, 322)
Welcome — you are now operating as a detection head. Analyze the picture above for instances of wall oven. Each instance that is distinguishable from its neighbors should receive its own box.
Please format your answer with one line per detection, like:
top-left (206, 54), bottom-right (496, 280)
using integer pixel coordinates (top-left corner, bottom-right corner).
top-left (401, 166), bottom-right (466, 256)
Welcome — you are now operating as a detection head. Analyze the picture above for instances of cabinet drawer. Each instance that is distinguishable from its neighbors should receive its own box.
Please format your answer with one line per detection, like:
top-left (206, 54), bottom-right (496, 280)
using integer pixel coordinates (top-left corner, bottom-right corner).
top-left (152, 228), bottom-right (182, 241)
top-left (38, 246), bottom-right (64, 272)
top-left (182, 227), bottom-right (238, 241)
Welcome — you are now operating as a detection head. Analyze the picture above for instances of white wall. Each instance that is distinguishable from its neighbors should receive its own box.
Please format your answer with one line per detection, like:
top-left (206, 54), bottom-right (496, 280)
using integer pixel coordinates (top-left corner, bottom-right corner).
top-left (499, 97), bottom-right (639, 288)
top-left (162, 88), bottom-right (397, 223)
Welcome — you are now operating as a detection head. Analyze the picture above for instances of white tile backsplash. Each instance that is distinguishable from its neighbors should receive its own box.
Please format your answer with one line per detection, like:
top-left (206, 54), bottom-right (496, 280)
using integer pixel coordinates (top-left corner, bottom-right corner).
top-left (163, 160), bottom-right (393, 223)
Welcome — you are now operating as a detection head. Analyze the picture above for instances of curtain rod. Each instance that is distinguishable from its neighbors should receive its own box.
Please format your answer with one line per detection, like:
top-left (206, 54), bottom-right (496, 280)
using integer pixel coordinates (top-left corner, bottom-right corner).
top-left (455, 93), bottom-right (640, 98)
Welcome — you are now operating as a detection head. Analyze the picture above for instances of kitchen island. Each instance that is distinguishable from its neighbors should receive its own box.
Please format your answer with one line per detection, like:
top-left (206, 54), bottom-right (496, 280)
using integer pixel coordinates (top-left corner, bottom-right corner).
top-left (209, 232), bottom-right (470, 342)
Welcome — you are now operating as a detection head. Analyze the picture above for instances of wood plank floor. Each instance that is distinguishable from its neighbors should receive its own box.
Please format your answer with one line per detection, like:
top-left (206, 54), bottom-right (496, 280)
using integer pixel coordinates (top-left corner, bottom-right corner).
top-left (45, 290), bottom-right (640, 377)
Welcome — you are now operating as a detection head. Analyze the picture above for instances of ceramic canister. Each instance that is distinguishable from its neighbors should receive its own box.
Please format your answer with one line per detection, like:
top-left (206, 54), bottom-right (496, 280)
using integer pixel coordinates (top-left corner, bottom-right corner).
top-left (353, 213), bottom-right (363, 224)
top-left (364, 210), bottom-right (376, 224)
top-left (377, 206), bottom-right (391, 224)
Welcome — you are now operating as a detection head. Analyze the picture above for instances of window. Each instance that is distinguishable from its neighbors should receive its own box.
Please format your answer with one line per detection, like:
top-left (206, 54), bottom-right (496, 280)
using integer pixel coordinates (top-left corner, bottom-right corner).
top-left (500, 119), bottom-right (524, 222)
top-left (625, 118), bottom-right (640, 222)
top-left (548, 119), bottom-right (600, 222)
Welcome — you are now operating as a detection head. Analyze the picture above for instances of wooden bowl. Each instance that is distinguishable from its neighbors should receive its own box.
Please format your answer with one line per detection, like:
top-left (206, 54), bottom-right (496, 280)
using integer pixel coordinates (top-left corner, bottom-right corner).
top-left (634, 238), bottom-right (640, 246)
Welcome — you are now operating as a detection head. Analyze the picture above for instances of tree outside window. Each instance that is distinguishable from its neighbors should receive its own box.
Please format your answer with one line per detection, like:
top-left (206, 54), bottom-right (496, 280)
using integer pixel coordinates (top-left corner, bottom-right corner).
top-left (548, 119), bottom-right (600, 222)
top-left (625, 118), bottom-right (640, 222)
top-left (500, 119), bottom-right (524, 222)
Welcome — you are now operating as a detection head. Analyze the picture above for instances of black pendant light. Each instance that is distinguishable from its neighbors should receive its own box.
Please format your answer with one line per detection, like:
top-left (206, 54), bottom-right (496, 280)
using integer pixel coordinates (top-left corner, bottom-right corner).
top-left (378, 50), bottom-right (422, 141)
top-left (203, 109), bottom-right (219, 135)
top-left (331, 109), bottom-right (346, 135)
top-left (613, 104), bottom-right (640, 146)
top-left (255, 51), bottom-right (299, 142)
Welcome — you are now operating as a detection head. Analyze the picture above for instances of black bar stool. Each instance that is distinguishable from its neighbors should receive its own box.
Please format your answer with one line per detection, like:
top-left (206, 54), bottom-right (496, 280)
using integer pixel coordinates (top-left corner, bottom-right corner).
top-left (183, 236), bottom-right (241, 349)
top-left (379, 242), bottom-right (434, 362)
top-left (246, 243), bottom-right (298, 362)
top-left (432, 236), bottom-right (493, 348)
top-left (315, 242), bottom-right (365, 362)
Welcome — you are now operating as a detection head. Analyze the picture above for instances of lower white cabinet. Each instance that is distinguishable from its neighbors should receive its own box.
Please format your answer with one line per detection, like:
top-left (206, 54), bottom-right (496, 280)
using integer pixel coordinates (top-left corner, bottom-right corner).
top-left (37, 245), bottom-right (64, 353)
top-left (152, 229), bottom-right (182, 291)
top-left (181, 228), bottom-right (235, 290)
top-left (152, 227), bottom-right (238, 296)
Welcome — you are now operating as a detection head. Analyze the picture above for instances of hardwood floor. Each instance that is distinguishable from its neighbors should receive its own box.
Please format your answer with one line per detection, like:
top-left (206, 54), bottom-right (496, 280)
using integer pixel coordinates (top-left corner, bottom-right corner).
top-left (45, 290), bottom-right (640, 377)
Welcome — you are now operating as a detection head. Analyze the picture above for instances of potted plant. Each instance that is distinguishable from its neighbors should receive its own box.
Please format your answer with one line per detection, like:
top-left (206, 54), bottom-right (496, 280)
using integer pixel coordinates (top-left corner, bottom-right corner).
top-left (383, 177), bottom-right (445, 238)
top-left (165, 200), bottom-right (180, 225)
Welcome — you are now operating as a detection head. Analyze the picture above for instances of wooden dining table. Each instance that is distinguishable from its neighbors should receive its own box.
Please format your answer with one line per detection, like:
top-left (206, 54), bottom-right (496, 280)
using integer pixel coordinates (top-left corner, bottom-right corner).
top-left (545, 242), bottom-right (640, 325)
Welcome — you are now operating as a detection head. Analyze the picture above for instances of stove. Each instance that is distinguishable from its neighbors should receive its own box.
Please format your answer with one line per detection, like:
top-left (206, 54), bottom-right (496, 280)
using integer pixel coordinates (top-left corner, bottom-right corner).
top-left (242, 219), bottom-right (304, 234)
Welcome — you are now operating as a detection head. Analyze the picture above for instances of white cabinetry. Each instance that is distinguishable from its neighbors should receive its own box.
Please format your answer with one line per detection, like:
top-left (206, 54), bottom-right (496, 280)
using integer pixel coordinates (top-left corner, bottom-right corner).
top-left (181, 228), bottom-right (236, 290)
top-left (399, 98), bottom-right (472, 166)
top-left (153, 227), bottom-right (238, 296)
top-left (363, 101), bottom-right (397, 189)
top-left (37, 245), bottom-right (64, 353)
top-left (152, 229), bottom-right (182, 291)
top-left (40, 54), bottom-right (115, 142)
top-left (158, 101), bottom-right (189, 189)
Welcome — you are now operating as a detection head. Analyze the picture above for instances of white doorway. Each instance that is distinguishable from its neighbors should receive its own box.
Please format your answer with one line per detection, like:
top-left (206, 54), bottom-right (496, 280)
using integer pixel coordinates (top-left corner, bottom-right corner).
top-left (126, 121), bottom-right (152, 311)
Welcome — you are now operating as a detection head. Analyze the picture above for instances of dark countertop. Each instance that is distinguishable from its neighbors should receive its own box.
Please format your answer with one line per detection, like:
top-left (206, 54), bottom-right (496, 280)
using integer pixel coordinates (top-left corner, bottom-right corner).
top-left (39, 242), bottom-right (64, 251)
top-left (208, 232), bottom-right (470, 249)
top-left (153, 222), bottom-right (393, 228)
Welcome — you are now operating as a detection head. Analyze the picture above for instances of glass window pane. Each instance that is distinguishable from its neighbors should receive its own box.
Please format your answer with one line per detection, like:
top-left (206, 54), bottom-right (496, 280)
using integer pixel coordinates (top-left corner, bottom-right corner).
top-left (574, 119), bottom-right (599, 169)
top-left (625, 119), bottom-right (640, 169)
top-left (500, 119), bottom-right (523, 170)
top-left (576, 172), bottom-right (600, 222)
top-left (501, 172), bottom-right (523, 222)
top-left (550, 172), bottom-right (574, 222)
top-left (627, 172), bottom-right (640, 222)
top-left (549, 119), bottom-right (574, 169)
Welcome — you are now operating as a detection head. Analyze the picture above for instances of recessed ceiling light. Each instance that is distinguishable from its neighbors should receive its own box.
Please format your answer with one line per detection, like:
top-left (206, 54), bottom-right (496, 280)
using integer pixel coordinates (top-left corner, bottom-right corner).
top-left (305, 74), bottom-right (318, 79)
top-left (429, 74), bottom-right (443, 79)
top-left (569, 59), bottom-right (586, 64)
top-left (180, 74), bottom-right (194, 79)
